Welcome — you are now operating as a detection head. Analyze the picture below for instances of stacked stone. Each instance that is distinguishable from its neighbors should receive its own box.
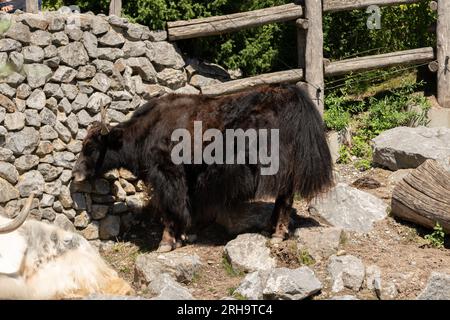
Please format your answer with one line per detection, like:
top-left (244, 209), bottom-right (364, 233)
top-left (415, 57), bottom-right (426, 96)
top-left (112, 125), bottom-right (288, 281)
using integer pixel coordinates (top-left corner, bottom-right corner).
top-left (0, 11), bottom-right (229, 240)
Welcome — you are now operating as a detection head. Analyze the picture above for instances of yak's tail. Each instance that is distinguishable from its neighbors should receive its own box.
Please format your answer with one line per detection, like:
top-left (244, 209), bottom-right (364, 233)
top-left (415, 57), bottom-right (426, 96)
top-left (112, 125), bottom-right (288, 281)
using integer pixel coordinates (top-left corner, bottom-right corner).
top-left (291, 85), bottom-right (334, 200)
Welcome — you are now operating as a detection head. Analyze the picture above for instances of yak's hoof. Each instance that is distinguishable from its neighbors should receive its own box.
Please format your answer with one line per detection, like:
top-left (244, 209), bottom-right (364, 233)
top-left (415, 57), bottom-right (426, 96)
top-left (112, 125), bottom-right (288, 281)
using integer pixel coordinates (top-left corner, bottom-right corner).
top-left (270, 236), bottom-right (284, 245)
top-left (157, 243), bottom-right (174, 253)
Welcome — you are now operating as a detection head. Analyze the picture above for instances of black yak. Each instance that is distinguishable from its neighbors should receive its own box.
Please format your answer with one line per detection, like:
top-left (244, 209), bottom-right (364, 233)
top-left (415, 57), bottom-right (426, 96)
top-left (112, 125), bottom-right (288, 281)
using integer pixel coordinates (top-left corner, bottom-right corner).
top-left (72, 84), bottom-right (333, 252)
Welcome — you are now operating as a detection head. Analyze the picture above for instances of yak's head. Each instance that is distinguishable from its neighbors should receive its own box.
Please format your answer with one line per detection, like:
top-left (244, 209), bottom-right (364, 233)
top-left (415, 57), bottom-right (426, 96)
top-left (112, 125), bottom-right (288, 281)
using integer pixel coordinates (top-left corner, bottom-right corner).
top-left (72, 107), bottom-right (111, 183)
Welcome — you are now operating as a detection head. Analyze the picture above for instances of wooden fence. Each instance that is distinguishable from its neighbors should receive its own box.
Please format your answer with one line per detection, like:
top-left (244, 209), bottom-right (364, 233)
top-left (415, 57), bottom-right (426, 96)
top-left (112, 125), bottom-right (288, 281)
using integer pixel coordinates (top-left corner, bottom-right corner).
top-left (25, 0), bottom-right (448, 114)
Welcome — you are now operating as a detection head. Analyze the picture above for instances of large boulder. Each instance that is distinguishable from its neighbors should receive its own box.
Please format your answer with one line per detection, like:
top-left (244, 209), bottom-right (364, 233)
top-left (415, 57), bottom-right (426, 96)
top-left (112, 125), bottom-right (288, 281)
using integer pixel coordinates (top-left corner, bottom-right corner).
top-left (294, 227), bottom-right (343, 260)
top-left (262, 267), bottom-right (322, 300)
top-left (223, 233), bottom-right (276, 273)
top-left (309, 183), bottom-right (388, 233)
top-left (372, 126), bottom-right (450, 171)
top-left (417, 272), bottom-right (450, 300)
top-left (328, 255), bottom-right (365, 292)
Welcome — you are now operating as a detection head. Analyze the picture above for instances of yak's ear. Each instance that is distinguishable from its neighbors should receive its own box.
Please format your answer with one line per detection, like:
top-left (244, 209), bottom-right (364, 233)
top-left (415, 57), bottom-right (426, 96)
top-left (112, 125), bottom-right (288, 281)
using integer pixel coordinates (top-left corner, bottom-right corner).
top-left (107, 128), bottom-right (124, 149)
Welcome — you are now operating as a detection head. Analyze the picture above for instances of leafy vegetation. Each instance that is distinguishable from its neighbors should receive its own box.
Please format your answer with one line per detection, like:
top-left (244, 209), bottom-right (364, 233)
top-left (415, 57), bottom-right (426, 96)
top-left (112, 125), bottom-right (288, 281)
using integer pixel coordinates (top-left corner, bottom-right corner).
top-left (298, 249), bottom-right (314, 266)
top-left (425, 223), bottom-right (445, 249)
top-left (222, 256), bottom-right (244, 277)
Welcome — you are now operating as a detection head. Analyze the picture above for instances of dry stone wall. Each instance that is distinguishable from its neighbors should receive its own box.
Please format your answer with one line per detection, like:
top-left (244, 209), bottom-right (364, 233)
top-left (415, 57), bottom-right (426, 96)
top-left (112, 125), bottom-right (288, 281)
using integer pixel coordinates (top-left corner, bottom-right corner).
top-left (0, 11), bottom-right (231, 240)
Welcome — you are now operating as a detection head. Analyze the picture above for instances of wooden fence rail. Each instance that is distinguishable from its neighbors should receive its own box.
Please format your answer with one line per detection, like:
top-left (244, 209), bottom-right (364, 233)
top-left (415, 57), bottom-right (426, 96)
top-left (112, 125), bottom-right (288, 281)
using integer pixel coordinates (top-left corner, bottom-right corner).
top-left (23, 0), bottom-right (448, 110)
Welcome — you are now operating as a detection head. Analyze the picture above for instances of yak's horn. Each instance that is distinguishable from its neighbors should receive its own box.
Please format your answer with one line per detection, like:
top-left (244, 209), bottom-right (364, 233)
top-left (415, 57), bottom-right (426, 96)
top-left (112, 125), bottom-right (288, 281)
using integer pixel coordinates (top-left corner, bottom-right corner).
top-left (0, 193), bottom-right (35, 234)
top-left (100, 105), bottom-right (109, 135)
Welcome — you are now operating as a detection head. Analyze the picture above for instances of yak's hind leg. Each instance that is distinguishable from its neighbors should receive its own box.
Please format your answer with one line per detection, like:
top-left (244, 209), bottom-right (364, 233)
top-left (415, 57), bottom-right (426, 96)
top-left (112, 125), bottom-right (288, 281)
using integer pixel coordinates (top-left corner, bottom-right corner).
top-left (147, 163), bottom-right (191, 253)
top-left (270, 187), bottom-right (294, 243)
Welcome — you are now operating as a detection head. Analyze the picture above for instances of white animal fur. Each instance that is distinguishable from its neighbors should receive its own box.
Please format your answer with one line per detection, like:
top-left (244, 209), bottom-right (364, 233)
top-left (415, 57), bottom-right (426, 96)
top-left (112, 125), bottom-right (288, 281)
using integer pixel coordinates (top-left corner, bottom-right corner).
top-left (0, 215), bottom-right (132, 299)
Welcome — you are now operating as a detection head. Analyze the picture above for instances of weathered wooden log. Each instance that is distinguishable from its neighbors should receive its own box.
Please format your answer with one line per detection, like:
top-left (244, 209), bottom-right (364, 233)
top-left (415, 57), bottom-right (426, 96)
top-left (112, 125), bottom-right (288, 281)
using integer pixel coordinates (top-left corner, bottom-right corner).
top-left (428, 60), bottom-right (439, 73)
top-left (304, 0), bottom-right (325, 114)
top-left (325, 47), bottom-right (435, 76)
top-left (437, 0), bottom-right (450, 108)
top-left (429, 1), bottom-right (438, 12)
top-left (25, 0), bottom-right (38, 13)
top-left (201, 69), bottom-right (304, 96)
top-left (167, 3), bottom-right (303, 41)
top-left (323, 0), bottom-right (422, 12)
top-left (109, 0), bottom-right (122, 17)
top-left (391, 160), bottom-right (450, 234)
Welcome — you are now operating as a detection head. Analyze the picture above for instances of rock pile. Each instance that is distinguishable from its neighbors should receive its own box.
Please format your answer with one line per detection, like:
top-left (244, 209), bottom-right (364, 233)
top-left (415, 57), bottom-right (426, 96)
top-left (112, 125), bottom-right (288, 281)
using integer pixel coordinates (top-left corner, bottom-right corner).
top-left (0, 11), bottom-right (228, 237)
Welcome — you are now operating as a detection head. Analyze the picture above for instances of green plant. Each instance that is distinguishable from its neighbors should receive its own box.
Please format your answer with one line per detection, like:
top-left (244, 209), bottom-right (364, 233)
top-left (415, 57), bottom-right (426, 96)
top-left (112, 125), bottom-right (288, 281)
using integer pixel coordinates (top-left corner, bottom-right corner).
top-left (425, 223), bottom-right (445, 249)
top-left (298, 249), bottom-right (314, 266)
top-left (337, 145), bottom-right (351, 164)
top-left (222, 256), bottom-right (244, 277)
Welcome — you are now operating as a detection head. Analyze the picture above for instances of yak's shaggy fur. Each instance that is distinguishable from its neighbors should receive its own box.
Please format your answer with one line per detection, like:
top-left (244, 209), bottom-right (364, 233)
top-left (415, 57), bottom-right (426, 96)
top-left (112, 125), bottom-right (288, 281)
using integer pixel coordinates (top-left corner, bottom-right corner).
top-left (73, 84), bottom-right (333, 251)
top-left (0, 216), bottom-right (132, 299)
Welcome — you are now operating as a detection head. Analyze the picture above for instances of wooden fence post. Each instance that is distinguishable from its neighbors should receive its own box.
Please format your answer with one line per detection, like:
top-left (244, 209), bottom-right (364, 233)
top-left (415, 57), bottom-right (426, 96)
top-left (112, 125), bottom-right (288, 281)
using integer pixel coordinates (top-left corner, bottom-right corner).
top-left (109, 0), bottom-right (122, 17)
top-left (304, 0), bottom-right (325, 114)
top-left (437, 0), bottom-right (450, 108)
top-left (25, 0), bottom-right (39, 13)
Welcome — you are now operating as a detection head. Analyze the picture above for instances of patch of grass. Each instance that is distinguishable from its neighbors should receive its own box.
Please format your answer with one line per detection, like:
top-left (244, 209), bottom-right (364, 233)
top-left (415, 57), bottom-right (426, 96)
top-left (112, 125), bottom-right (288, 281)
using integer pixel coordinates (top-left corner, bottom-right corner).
top-left (298, 249), bottom-right (315, 266)
top-left (425, 223), bottom-right (445, 249)
top-left (222, 256), bottom-right (244, 277)
top-left (339, 231), bottom-right (348, 246)
top-left (232, 292), bottom-right (247, 300)
top-left (337, 145), bottom-right (351, 164)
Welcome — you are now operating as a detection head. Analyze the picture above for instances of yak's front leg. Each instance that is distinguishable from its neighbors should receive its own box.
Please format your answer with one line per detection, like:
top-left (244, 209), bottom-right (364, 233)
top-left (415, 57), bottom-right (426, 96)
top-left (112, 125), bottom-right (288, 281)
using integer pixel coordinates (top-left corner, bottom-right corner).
top-left (270, 187), bottom-right (294, 244)
top-left (148, 164), bottom-right (191, 253)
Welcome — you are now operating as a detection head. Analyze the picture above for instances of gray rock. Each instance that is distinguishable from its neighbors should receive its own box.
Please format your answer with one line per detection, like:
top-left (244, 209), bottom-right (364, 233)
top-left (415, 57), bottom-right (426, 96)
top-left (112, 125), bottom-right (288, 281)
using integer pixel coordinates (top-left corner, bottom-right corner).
top-left (365, 265), bottom-right (382, 292)
top-left (54, 214), bottom-right (76, 232)
top-left (44, 45), bottom-right (57, 58)
top-left (23, 64), bottom-right (52, 88)
top-left (0, 95), bottom-right (15, 112)
top-left (91, 204), bottom-right (109, 220)
top-left (54, 121), bottom-right (72, 143)
top-left (157, 68), bottom-right (187, 90)
top-left (147, 42), bottom-right (184, 70)
top-left (76, 109), bottom-right (93, 127)
top-left (77, 65), bottom-right (97, 80)
top-left (329, 295), bottom-right (359, 300)
top-left (0, 161), bottom-right (19, 184)
top-left (41, 207), bottom-right (56, 221)
top-left (24, 109), bottom-right (41, 127)
top-left (295, 227), bottom-right (343, 260)
top-left (99, 215), bottom-right (121, 240)
top-left (45, 180), bottom-right (62, 196)
top-left (26, 89), bottom-right (46, 110)
top-left (148, 30), bottom-right (167, 42)
top-left (309, 183), bottom-right (388, 233)
top-left (72, 93), bottom-right (89, 112)
top-left (61, 83), bottom-right (79, 101)
top-left (175, 85), bottom-right (200, 95)
top-left (126, 24), bottom-right (145, 40)
top-left (149, 274), bottom-right (194, 300)
top-left (63, 208), bottom-right (76, 221)
top-left (4, 112), bottom-right (25, 131)
top-left (64, 26), bottom-right (83, 41)
top-left (5, 127), bottom-right (39, 155)
top-left (17, 170), bottom-right (45, 197)
top-left (263, 267), bottom-right (322, 300)
top-left (0, 107), bottom-right (4, 124)
top-left (91, 16), bottom-right (110, 35)
top-left (16, 84), bottom-right (32, 99)
top-left (30, 30), bottom-right (52, 47)
top-left (82, 221), bottom-right (100, 240)
top-left (0, 148), bottom-right (14, 162)
top-left (74, 211), bottom-right (91, 228)
top-left (51, 31), bottom-right (69, 46)
top-left (40, 108), bottom-right (56, 126)
top-left (9, 52), bottom-right (24, 71)
top-left (58, 42), bottom-right (89, 68)
top-left (53, 151), bottom-right (75, 169)
top-left (87, 92), bottom-right (111, 113)
top-left (38, 163), bottom-right (63, 182)
top-left (373, 127), bottom-right (450, 171)
top-left (23, 45), bottom-right (45, 63)
top-left (235, 271), bottom-right (269, 300)
top-left (90, 73), bottom-right (111, 93)
top-left (93, 59), bottom-right (114, 75)
top-left (98, 29), bottom-right (125, 47)
top-left (112, 202), bottom-right (128, 214)
top-left (417, 272), bottom-right (450, 300)
top-left (82, 31), bottom-right (98, 59)
top-left (0, 177), bottom-right (19, 204)
top-left (107, 109), bottom-right (126, 123)
top-left (328, 255), bottom-right (365, 292)
top-left (135, 251), bottom-right (202, 285)
top-left (189, 74), bottom-right (221, 89)
top-left (41, 194), bottom-right (55, 208)
top-left (52, 66), bottom-right (77, 83)
top-left (14, 155), bottom-right (39, 172)
top-left (5, 22), bottom-right (31, 43)
top-left (48, 16), bottom-right (65, 32)
top-left (123, 40), bottom-right (146, 58)
top-left (20, 13), bottom-right (49, 30)
top-left (224, 233), bottom-right (276, 273)
top-left (40, 125), bottom-right (58, 140)
top-left (65, 114), bottom-right (79, 135)
top-left (126, 57), bottom-right (156, 82)
top-left (43, 83), bottom-right (63, 99)
top-left (0, 39), bottom-right (22, 51)
top-left (97, 47), bottom-right (124, 61)
top-left (44, 56), bottom-right (61, 69)
top-left (0, 84), bottom-right (15, 99)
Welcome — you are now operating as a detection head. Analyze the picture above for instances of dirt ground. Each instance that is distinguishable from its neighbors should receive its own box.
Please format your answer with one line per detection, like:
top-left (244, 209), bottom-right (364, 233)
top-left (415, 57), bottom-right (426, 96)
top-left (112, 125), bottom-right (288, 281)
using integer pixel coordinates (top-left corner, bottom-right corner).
top-left (100, 164), bottom-right (450, 300)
